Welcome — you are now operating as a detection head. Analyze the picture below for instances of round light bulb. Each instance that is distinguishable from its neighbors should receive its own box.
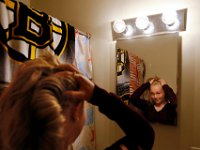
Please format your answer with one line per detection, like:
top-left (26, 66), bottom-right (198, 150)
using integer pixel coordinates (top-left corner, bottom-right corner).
top-left (113, 20), bottom-right (126, 33)
top-left (162, 10), bottom-right (177, 26)
top-left (144, 22), bottom-right (154, 34)
top-left (135, 16), bottom-right (150, 30)
top-left (123, 25), bottom-right (134, 36)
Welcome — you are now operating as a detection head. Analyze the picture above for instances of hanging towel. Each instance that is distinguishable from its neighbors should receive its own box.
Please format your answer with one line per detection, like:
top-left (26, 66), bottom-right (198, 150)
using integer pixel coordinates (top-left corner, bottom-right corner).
top-left (129, 52), bottom-right (145, 95)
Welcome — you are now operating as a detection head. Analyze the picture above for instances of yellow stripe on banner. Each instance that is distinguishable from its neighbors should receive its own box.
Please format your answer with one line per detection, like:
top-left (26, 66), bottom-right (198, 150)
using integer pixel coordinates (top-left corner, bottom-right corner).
top-left (50, 41), bottom-right (54, 49)
top-left (57, 22), bottom-right (68, 57)
top-left (52, 24), bottom-right (62, 34)
top-left (5, 0), bottom-right (15, 10)
top-left (30, 46), bottom-right (36, 59)
top-left (27, 16), bottom-right (43, 37)
top-left (6, 31), bottom-right (9, 38)
top-left (32, 9), bottom-right (44, 17)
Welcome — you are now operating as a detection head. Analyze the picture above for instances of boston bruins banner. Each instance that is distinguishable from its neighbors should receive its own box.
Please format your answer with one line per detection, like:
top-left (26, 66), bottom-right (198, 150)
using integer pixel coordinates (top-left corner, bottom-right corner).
top-left (0, 0), bottom-right (75, 88)
top-left (116, 48), bottom-right (130, 103)
top-left (116, 48), bottom-right (145, 104)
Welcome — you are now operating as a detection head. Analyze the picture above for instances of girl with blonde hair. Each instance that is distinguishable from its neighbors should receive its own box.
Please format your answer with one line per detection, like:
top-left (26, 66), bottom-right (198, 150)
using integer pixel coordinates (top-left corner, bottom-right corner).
top-left (0, 51), bottom-right (154, 150)
top-left (129, 76), bottom-right (177, 125)
top-left (0, 51), bottom-right (84, 149)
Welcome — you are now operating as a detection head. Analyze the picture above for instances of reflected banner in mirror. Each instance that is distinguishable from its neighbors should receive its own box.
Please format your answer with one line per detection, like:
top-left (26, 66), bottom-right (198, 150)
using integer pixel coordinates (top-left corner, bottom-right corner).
top-left (116, 48), bottom-right (130, 104)
top-left (116, 48), bottom-right (145, 104)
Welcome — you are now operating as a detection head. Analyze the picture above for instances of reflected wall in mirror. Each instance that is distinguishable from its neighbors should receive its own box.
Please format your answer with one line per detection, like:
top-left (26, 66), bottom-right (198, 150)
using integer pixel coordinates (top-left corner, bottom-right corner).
top-left (116, 33), bottom-right (180, 125)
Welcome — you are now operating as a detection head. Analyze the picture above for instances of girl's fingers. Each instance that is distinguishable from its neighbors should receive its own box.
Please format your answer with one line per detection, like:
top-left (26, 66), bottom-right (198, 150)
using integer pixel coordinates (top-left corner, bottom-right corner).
top-left (56, 64), bottom-right (80, 73)
top-left (64, 91), bottom-right (84, 100)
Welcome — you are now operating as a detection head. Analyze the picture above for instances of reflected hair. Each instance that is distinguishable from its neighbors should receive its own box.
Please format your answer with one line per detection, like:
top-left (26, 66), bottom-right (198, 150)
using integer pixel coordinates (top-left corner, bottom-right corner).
top-left (0, 51), bottom-right (78, 150)
top-left (149, 76), bottom-right (161, 86)
top-left (146, 76), bottom-right (160, 84)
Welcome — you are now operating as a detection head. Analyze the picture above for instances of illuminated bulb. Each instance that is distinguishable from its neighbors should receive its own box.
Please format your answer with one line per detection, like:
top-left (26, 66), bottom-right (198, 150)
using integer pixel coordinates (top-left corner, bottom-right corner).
top-left (123, 25), bottom-right (134, 36)
top-left (135, 16), bottom-right (150, 30)
top-left (161, 10), bottom-right (178, 26)
top-left (144, 22), bottom-right (154, 34)
top-left (165, 18), bottom-right (180, 30)
top-left (113, 20), bottom-right (126, 33)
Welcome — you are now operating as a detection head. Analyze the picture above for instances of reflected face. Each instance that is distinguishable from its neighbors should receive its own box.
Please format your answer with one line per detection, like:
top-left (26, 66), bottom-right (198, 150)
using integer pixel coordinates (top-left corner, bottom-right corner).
top-left (150, 84), bottom-right (165, 105)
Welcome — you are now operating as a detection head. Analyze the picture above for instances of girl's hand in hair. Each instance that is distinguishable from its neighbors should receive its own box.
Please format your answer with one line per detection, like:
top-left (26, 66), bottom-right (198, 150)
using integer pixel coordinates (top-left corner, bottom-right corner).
top-left (64, 73), bottom-right (95, 102)
top-left (56, 64), bottom-right (80, 73)
top-left (54, 64), bottom-right (95, 102)
top-left (149, 78), bottom-right (154, 84)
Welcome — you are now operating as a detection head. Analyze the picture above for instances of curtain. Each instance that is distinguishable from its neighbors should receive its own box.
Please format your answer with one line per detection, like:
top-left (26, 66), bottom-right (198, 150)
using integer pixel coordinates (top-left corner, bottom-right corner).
top-left (72, 30), bottom-right (95, 150)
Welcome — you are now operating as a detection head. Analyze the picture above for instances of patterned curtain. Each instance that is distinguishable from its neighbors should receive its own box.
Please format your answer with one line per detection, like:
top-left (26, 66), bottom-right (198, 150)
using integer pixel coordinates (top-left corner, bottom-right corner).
top-left (72, 30), bottom-right (95, 150)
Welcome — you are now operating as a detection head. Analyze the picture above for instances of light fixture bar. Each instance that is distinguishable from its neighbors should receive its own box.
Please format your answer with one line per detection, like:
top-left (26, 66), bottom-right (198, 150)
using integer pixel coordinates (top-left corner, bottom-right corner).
top-left (111, 8), bottom-right (187, 40)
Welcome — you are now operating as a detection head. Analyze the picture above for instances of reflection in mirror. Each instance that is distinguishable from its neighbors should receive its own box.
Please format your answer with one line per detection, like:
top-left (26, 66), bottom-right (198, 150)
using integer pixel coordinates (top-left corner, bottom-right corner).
top-left (116, 33), bottom-right (180, 125)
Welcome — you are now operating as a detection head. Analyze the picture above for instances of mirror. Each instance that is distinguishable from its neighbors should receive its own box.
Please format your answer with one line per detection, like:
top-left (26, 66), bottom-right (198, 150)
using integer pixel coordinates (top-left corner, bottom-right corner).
top-left (116, 33), bottom-right (180, 125)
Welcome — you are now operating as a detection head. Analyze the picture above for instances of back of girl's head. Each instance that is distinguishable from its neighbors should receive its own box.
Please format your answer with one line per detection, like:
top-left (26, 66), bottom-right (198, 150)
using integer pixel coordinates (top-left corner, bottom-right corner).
top-left (0, 51), bottom-right (79, 150)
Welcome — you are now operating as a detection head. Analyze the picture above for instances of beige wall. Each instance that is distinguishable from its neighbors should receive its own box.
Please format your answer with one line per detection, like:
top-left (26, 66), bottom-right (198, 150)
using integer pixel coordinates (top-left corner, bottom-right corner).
top-left (18, 0), bottom-right (30, 6)
top-left (31, 0), bottom-right (200, 150)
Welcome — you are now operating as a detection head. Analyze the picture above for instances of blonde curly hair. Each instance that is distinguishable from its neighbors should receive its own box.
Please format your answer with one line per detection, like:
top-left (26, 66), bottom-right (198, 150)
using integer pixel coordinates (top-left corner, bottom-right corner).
top-left (0, 51), bottom-right (79, 150)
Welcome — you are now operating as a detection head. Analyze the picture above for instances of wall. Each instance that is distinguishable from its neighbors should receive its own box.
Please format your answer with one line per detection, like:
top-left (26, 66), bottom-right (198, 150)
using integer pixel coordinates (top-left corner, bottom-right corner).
top-left (31, 0), bottom-right (200, 150)
top-left (18, 0), bottom-right (30, 6)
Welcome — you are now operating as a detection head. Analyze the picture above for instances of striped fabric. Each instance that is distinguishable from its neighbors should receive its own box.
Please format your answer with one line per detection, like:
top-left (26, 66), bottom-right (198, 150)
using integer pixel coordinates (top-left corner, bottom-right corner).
top-left (0, 0), bottom-right (74, 86)
top-left (128, 52), bottom-right (145, 95)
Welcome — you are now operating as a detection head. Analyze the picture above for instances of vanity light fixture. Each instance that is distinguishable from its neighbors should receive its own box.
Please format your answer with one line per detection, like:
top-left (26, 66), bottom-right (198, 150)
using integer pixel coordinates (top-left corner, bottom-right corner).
top-left (113, 19), bottom-right (126, 33)
top-left (111, 8), bottom-right (187, 40)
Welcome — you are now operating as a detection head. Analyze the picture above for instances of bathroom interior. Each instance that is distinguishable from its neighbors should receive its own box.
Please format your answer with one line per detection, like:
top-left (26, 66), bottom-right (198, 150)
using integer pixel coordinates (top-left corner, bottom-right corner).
top-left (1, 0), bottom-right (200, 150)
